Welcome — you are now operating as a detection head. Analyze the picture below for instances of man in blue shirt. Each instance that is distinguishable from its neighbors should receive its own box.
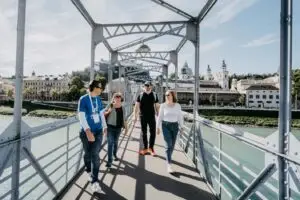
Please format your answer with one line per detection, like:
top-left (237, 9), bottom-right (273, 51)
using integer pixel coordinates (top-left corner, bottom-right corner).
top-left (78, 80), bottom-right (107, 192)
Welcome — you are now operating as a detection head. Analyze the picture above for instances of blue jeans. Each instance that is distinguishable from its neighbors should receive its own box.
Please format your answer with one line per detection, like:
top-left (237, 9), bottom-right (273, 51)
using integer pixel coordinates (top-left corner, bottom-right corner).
top-left (162, 121), bottom-right (179, 164)
top-left (107, 125), bottom-right (122, 164)
top-left (79, 130), bottom-right (103, 183)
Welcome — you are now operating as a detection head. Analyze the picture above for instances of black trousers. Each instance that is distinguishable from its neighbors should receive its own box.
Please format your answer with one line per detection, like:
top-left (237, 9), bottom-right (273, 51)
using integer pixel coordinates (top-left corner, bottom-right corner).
top-left (140, 115), bottom-right (156, 149)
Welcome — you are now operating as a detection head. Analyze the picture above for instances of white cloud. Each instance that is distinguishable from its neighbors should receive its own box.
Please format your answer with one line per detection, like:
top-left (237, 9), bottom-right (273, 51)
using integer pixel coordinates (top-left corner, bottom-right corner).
top-left (0, 0), bottom-right (220, 77)
top-left (242, 34), bottom-right (278, 47)
top-left (203, 0), bottom-right (259, 28)
top-left (200, 39), bottom-right (223, 53)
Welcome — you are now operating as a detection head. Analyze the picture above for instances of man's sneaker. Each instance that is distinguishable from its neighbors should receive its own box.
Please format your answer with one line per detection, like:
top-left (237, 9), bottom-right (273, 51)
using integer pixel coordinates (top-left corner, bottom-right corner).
top-left (87, 172), bottom-right (92, 182)
top-left (91, 182), bottom-right (102, 192)
top-left (167, 164), bottom-right (174, 174)
top-left (106, 163), bottom-right (112, 168)
top-left (139, 149), bottom-right (148, 155)
top-left (114, 156), bottom-right (119, 161)
top-left (149, 148), bottom-right (156, 156)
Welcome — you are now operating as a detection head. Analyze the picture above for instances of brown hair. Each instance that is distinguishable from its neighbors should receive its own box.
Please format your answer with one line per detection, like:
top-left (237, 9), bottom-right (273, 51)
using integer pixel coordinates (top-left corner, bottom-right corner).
top-left (166, 90), bottom-right (177, 103)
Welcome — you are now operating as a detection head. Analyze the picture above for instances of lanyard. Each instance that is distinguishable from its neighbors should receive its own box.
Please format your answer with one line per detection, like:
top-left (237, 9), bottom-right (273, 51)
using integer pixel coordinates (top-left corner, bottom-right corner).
top-left (89, 94), bottom-right (98, 113)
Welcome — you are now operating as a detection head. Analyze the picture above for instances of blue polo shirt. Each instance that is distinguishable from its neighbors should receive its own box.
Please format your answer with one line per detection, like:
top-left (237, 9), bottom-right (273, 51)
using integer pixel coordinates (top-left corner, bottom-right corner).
top-left (78, 94), bottom-right (104, 133)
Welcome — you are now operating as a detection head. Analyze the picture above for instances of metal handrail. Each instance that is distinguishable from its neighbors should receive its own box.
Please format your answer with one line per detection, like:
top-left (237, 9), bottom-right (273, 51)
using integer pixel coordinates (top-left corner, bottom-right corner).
top-left (180, 111), bottom-right (300, 199)
top-left (0, 98), bottom-right (135, 200)
top-left (183, 111), bottom-right (300, 166)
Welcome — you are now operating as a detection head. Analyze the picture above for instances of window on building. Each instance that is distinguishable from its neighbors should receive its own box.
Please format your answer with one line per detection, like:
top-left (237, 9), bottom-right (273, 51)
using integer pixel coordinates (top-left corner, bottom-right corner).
top-left (276, 95), bottom-right (279, 99)
top-left (262, 95), bottom-right (266, 99)
top-left (269, 95), bottom-right (273, 99)
top-left (256, 95), bottom-right (259, 99)
top-left (249, 100), bottom-right (254, 103)
top-left (276, 101), bottom-right (279, 104)
top-left (266, 101), bottom-right (272, 103)
top-left (249, 95), bottom-right (253, 99)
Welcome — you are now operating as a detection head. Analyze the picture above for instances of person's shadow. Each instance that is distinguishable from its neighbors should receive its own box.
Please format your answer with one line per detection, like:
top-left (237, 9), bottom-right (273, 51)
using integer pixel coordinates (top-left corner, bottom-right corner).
top-left (105, 159), bottom-right (215, 200)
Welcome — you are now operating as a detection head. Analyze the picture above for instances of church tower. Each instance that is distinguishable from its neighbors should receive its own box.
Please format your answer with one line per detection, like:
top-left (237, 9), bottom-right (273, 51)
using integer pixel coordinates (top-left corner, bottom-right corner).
top-left (222, 60), bottom-right (227, 72)
top-left (217, 60), bottom-right (229, 90)
top-left (205, 65), bottom-right (213, 80)
top-left (220, 60), bottom-right (229, 89)
top-left (181, 61), bottom-right (193, 79)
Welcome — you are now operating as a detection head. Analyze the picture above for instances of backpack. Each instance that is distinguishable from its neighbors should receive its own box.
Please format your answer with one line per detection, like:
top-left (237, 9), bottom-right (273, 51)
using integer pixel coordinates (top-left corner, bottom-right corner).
top-left (139, 91), bottom-right (158, 103)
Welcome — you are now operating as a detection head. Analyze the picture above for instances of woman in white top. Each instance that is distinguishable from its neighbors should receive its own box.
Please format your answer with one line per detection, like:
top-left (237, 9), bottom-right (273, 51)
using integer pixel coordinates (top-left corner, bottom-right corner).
top-left (156, 90), bottom-right (184, 173)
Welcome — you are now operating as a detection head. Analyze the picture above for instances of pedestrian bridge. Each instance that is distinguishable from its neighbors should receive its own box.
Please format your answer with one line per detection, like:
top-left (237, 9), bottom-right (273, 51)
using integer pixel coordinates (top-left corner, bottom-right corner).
top-left (2, 105), bottom-right (300, 200)
top-left (1, 0), bottom-right (298, 199)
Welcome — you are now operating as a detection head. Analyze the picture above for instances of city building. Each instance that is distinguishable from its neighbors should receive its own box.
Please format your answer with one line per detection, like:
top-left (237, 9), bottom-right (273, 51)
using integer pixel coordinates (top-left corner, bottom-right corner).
top-left (209, 60), bottom-right (229, 89)
top-left (23, 71), bottom-right (70, 101)
top-left (159, 60), bottom-right (240, 105)
top-left (0, 78), bottom-right (7, 100)
top-left (246, 85), bottom-right (279, 108)
top-left (234, 75), bottom-right (279, 94)
top-left (0, 77), bottom-right (14, 100)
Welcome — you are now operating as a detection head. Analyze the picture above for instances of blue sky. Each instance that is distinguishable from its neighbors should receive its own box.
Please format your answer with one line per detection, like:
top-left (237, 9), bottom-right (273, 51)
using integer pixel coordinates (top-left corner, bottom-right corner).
top-left (0, 0), bottom-right (299, 77)
top-left (197, 0), bottom-right (300, 75)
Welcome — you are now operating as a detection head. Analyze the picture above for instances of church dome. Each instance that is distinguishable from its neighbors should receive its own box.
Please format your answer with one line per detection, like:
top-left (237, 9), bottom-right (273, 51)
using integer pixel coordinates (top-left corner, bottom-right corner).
top-left (136, 44), bottom-right (151, 53)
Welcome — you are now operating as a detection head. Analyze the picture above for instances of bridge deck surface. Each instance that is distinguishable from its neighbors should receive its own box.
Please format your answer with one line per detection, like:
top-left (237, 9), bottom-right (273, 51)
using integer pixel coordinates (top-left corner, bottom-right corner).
top-left (61, 120), bottom-right (216, 200)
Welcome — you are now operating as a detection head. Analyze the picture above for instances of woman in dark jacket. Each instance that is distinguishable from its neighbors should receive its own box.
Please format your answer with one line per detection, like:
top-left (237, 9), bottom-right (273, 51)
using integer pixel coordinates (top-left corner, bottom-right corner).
top-left (104, 92), bottom-right (128, 168)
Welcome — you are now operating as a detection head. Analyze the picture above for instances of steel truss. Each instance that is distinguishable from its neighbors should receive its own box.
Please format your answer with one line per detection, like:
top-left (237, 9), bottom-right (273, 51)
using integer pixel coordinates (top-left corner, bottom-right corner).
top-left (70, 2), bottom-right (219, 185)
top-left (124, 64), bottom-right (162, 73)
top-left (70, 1), bottom-right (294, 200)
top-left (119, 51), bottom-right (171, 62)
top-left (8, 0), bottom-right (295, 199)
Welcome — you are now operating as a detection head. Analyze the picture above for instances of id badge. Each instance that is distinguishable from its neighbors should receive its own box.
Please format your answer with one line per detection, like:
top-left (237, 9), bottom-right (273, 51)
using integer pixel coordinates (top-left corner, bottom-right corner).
top-left (92, 114), bottom-right (100, 123)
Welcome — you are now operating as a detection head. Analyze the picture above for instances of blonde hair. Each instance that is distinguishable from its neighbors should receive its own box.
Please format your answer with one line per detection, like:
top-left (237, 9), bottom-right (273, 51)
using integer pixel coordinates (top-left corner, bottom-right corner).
top-left (112, 92), bottom-right (123, 102)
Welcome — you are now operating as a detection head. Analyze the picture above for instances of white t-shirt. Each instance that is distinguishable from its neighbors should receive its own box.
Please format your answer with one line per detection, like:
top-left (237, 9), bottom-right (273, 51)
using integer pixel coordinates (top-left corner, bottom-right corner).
top-left (156, 103), bottom-right (184, 129)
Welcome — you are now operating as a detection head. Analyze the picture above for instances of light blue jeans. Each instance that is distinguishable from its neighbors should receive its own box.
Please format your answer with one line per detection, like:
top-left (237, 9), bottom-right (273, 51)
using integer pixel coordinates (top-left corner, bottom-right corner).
top-left (162, 121), bottom-right (179, 164)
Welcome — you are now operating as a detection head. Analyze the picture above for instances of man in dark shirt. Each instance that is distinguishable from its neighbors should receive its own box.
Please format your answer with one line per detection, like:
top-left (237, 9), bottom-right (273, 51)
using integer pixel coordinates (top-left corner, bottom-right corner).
top-left (134, 81), bottom-right (160, 156)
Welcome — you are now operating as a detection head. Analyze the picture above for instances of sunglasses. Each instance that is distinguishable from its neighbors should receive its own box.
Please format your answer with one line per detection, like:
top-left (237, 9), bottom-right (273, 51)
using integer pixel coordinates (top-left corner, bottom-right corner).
top-left (144, 85), bottom-right (150, 87)
top-left (115, 95), bottom-right (121, 98)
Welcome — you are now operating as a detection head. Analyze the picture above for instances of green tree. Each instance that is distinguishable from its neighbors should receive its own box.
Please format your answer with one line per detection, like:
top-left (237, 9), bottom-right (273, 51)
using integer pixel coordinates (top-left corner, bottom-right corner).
top-left (7, 89), bottom-right (13, 98)
top-left (209, 94), bottom-right (215, 105)
top-left (238, 94), bottom-right (246, 106)
top-left (23, 87), bottom-right (34, 100)
top-left (68, 85), bottom-right (80, 101)
top-left (70, 76), bottom-right (84, 89)
top-left (39, 90), bottom-right (46, 101)
top-left (169, 72), bottom-right (179, 80)
top-left (199, 75), bottom-right (205, 80)
top-left (95, 75), bottom-right (107, 90)
top-left (50, 89), bottom-right (59, 101)
top-left (60, 90), bottom-right (69, 101)
top-left (80, 88), bottom-right (87, 96)
top-left (292, 69), bottom-right (300, 109)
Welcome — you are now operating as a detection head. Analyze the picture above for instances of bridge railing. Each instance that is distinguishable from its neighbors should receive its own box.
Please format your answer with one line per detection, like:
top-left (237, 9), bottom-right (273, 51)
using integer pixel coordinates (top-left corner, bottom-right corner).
top-left (0, 103), bottom-right (134, 200)
top-left (179, 112), bottom-right (300, 200)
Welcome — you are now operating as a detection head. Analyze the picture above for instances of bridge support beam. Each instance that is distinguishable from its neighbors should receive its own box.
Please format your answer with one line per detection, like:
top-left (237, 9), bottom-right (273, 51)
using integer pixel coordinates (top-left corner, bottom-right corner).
top-left (11, 0), bottom-right (27, 199)
top-left (170, 51), bottom-right (178, 92)
top-left (108, 51), bottom-right (119, 101)
top-left (278, 0), bottom-right (293, 199)
top-left (189, 21), bottom-right (200, 163)
top-left (90, 30), bottom-right (96, 80)
top-left (237, 164), bottom-right (276, 200)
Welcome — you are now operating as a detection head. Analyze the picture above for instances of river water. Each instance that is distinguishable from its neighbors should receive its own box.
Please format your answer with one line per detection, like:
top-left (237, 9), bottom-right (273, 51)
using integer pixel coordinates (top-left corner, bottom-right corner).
top-left (1, 115), bottom-right (300, 200)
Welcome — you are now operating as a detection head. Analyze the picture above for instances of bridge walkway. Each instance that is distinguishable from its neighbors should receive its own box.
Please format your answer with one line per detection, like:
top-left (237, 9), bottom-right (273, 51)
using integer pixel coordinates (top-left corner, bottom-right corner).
top-left (59, 118), bottom-right (215, 200)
